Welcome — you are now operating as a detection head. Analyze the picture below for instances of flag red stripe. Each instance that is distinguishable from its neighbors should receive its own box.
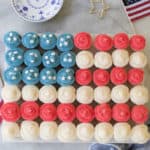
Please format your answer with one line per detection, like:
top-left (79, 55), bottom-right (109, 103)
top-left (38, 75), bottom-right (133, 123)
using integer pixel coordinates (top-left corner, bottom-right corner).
top-left (126, 1), bottom-right (150, 11)
top-left (131, 12), bottom-right (150, 21)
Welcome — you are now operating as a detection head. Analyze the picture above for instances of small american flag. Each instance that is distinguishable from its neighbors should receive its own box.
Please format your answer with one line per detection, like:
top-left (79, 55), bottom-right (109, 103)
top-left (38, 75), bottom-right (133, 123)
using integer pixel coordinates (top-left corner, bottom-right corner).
top-left (122, 0), bottom-right (150, 22)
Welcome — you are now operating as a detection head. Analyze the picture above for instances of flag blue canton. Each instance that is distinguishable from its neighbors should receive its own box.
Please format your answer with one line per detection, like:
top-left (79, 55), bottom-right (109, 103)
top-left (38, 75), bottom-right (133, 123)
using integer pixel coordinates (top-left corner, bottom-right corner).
top-left (123, 0), bottom-right (142, 6)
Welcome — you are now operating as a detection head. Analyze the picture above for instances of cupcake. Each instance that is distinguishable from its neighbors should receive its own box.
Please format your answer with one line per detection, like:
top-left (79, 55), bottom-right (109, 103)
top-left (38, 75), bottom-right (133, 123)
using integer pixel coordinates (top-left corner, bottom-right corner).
top-left (40, 32), bottom-right (57, 50)
top-left (5, 48), bottom-right (24, 67)
top-left (40, 121), bottom-right (57, 141)
top-left (22, 67), bottom-right (39, 85)
top-left (3, 67), bottom-right (21, 85)
top-left (130, 85), bottom-right (149, 105)
top-left (74, 32), bottom-right (92, 50)
top-left (20, 121), bottom-right (39, 141)
top-left (94, 52), bottom-right (112, 69)
top-left (94, 86), bottom-right (111, 104)
top-left (77, 123), bottom-right (94, 142)
top-left (57, 122), bottom-right (76, 142)
top-left (22, 85), bottom-right (39, 101)
top-left (76, 51), bottom-right (94, 69)
top-left (76, 86), bottom-right (94, 104)
top-left (95, 123), bottom-right (113, 143)
top-left (4, 31), bottom-right (21, 48)
top-left (57, 68), bottom-right (74, 86)
top-left (40, 68), bottom-right (57, 85)
top-left (112, 49), bottom-right (129, 67)
top-left (111, 85), bottom-right (129, 103)
top-left (22, 32), bottom-right (39, 49)
top-left (1, 121), bottom-right (20, 140)
top-left (131, 124), bottom-right (150, 144)
top-left (58, 86), bottom-right (75, 103)
top-left (60, 51), bottom-right (76, 68)
top-left (114, 123), bottom-right (131, 142)
top-left (129, 52), bottom-right (147, 68)
top-left (42, 50), bottom-right (60, 68)
top-left (57, 34), bottom-right (74, 51)
top-left (39, 85), bottom-right (57, 103)
top-left (1, 85), bottom-right (21, 102)
top-left (24, 49), bottom-right (41, 67)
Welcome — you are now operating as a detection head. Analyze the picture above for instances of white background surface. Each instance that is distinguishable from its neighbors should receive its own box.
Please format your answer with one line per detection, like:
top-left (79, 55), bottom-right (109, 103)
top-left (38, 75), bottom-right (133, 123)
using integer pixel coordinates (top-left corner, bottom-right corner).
top-left (0, 0), bottom-right (150, 150)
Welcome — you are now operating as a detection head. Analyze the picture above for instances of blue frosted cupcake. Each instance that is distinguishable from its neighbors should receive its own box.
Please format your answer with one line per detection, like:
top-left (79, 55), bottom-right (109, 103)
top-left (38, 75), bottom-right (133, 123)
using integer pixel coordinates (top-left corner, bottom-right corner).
top-left (3, 67), bottom-right (21, 85)
top-left (24, 49), bottom-right (41, 67)
top-left (57, 34), bottom-right (74, 51)
top-left (60, 51), bottom-right (76, 68)
top-left (5, 48), bottom-right (24, 67)
top-left (42, 50), bottom-right (60, 68)
top-left (22, 32), bottom-right (39, 49)
top-left (22, 67), bottom-right (39, 84)
top-left (4, 31), bottom-right (21, 48)
top-left (57, 68), bottom-right (74, 86)
top-left (40, 32), bottom-right (57, 50)
top-left (40, 68), bottom-right (57, 85)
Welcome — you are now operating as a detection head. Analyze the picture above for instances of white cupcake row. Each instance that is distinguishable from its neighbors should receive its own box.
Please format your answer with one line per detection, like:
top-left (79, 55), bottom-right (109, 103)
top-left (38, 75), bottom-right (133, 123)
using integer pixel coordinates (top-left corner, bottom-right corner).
top-left (2, 121), bottom-right (150, 144)
top-left (2, 85), bottom-right (149, 105)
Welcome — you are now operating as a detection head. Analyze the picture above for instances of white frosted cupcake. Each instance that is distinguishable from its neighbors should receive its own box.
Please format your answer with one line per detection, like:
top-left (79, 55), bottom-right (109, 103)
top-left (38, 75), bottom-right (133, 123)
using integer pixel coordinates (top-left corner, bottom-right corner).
top-left (76, 86), bottom-right (94, 104)
top-left (39, 85), bottom-right (57, 103)
top-left (111, 85), bottom-right (129, 103)
top-left (58, 86), bottom-right (76, 103)
top-left (77, 123), bottom-right (94, 142)
top-left (76, 51), bottom-right (94, 69)
top-left (22, 85), bottom-right (39, 101)
top-left (131, 124), bottom-right (150, 144)
top-left (40, 121), bottom-right (57, 141)
top-left (1, 121), bottom-right (20, 140)
top-left (95, 123), bottom-right (113, 143)
top-left (94, 86), bottom-right (111, 104)
top-left (20, 121), bottom-right (39, 141)
top-left (1, 85), bottom-right (21, 102)
top-left (57, 122), bottom-right (76, 143)
top-left (94, 52), bottom-right (112, 69)
top-left (130, 85), bottom-right (149, 105)
top-left (129, 52), bottom-right (147, 68)
top-left (112, 49), bottom-right (129, 67)
top-left (114, 123), bottom-right (131, 142)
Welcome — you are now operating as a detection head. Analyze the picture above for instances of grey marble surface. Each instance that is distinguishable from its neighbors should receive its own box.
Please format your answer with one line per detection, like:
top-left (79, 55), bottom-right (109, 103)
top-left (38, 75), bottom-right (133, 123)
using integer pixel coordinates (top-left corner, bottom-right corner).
top-left (0, 0), bottom-right (150, 150)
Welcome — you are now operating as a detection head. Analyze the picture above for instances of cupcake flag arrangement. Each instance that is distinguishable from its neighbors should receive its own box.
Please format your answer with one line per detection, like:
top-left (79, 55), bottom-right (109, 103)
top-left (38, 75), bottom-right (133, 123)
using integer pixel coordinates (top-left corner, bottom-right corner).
top-left (0, 31), bottom-right (150, 143)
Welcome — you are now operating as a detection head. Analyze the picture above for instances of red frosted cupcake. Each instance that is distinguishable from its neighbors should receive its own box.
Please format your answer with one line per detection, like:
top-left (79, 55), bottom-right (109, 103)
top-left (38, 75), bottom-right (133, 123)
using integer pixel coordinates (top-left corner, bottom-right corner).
top-left (21, 102), bottom-right (39, 120)
top-left (75, 69), bottom-right (92, 85)
top-left (1, 102), bottom-right (20, 122)
top-left (57, 104), bottom-right (76, 122)
top-left (93, 69), bottom-right (110, 86)
top-left (112, 104), bottom-right (130, 122)
top-left (95, 103), bottom-right (112, 122)
top-left (128, 68), bottom-right (144, 85)
top-left (76, 104), bottom-right (94, 123)
top-left (131, 105), bottom-right (149, 124)
top-left (113, 33), bottom-right (129, 49)
top-left (74, 32), bottom-right (92, 50)
top-left (40, 104), bottom-right (57, 121)
top-left (110, 67), bottom-right (127, 85)
top-left (94, 34), bottom-right (113, 51)
top-left (130, 35), bottom-right (145, 51)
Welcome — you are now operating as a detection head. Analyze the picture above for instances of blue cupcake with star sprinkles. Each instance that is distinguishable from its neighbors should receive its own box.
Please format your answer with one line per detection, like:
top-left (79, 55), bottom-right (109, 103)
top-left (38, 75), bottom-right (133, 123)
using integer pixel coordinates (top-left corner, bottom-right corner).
top-left (42, 50), bottom-right (60, 68)
top-left (5, 48), bottom-right (24, 67)
top-left (57, 68), bottom-right (75, 86)
top-left (3, 67), bottom-right (22, 85)
top-left (40, 68), bottom-right (57, 85)
top-left (24, 49), bottom-right (42, 67)
top-left (22, 32), bottom-right (39, 49)
top-left (40, 32), bottom-right (57, 50)
top-left (4, 31), bottom-right (21, 48)
top-left (57, 34), bottom-right (74, 51)
top-left (22, 67), bottom-right (39, 85)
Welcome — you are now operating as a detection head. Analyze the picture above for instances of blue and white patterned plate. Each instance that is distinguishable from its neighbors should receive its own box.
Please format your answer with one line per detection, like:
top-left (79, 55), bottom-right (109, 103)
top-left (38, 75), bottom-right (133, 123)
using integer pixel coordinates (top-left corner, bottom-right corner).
top-left (11, 0), bottom-right (64, 22)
